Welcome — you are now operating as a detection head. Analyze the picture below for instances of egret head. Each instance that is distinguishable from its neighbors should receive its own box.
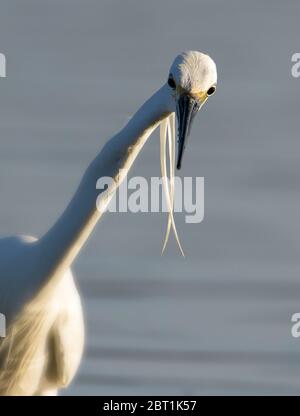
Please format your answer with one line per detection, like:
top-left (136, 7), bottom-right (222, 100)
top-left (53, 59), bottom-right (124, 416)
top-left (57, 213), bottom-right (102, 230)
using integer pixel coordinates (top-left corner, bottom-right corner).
top-left (167, 51), bottom-right (217, 169)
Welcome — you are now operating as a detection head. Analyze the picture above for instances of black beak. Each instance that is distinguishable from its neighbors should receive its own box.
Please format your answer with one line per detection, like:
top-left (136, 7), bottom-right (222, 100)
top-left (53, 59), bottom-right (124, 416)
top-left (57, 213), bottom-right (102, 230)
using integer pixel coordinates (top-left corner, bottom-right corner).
top-left (176, 94), bottom-right (201, 170)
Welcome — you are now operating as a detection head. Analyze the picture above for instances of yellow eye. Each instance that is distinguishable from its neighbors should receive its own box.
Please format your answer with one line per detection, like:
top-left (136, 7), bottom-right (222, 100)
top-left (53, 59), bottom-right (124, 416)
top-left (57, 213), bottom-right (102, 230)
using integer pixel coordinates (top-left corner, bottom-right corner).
top-left (207, 86), bottom-right (216, 96)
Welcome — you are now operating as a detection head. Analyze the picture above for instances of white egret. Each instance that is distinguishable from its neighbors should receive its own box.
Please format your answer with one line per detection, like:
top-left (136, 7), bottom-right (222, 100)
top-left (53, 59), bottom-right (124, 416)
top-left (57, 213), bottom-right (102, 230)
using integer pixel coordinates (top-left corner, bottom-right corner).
top-left (0, 51), bottom-right (217, 396)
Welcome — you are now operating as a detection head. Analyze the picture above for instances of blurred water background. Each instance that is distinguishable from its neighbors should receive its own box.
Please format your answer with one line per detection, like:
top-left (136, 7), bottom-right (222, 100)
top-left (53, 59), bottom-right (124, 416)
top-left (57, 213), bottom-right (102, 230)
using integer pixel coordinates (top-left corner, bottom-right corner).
top-left (1, 0), bottom-right (300, 395)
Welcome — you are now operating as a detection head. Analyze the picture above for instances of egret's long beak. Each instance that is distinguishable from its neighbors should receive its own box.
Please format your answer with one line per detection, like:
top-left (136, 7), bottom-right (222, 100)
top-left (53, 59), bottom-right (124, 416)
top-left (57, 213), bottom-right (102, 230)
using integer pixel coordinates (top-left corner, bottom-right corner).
top-left (176, 94), bottom-right (202, 170)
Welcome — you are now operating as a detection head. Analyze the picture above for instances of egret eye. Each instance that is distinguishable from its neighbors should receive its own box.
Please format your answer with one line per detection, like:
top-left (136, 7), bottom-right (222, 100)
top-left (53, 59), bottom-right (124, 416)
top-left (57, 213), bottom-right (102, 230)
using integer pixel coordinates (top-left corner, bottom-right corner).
top-left (207, 86), bottom-right (216, 96)
top-left (168, 76), bottom-right (176, 89)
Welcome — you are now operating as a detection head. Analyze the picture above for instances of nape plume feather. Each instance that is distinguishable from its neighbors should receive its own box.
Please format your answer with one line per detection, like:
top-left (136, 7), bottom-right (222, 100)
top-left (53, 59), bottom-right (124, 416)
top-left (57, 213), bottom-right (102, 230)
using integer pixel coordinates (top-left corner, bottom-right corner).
top-left (159, 113), bottom-right (184, 256)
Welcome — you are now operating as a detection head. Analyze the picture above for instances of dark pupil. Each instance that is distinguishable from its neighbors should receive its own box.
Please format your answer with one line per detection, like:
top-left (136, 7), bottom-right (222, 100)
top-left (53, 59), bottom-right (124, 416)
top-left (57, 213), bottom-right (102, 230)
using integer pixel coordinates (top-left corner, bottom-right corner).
top-left (207, 87), bottom-right (216, 96)
top-left (168, 77), bottom-right (176, 89)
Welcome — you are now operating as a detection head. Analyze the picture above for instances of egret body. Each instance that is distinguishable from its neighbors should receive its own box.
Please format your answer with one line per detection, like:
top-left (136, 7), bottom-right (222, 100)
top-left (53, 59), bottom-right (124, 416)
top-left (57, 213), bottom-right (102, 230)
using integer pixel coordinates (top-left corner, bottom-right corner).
top-left (0, 51), bottom-right (217, 395)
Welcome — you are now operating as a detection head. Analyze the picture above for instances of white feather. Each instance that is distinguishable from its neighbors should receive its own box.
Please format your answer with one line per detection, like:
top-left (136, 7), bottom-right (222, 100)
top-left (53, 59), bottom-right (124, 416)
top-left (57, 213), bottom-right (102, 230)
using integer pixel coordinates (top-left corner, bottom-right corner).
top-left (160, 115), bottom-right (185, 256)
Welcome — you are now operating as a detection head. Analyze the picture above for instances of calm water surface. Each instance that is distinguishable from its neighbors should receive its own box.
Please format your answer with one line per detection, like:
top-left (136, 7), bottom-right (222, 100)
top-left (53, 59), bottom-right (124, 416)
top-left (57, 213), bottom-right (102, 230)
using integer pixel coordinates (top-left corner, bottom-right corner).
top-left (0, 0), bottom-right (300, 395)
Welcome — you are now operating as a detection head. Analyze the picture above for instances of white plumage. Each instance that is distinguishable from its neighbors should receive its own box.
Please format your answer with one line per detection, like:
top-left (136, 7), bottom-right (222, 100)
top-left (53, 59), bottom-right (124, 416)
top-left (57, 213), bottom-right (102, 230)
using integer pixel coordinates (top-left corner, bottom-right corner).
top-left (0, 51), bottom-right (217, 395)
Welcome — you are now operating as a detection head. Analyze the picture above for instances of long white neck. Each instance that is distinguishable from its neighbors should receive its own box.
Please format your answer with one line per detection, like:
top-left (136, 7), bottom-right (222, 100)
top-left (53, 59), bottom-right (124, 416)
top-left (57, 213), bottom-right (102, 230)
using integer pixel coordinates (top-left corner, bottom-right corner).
top-left (36, 84), bottom-right (172, 288)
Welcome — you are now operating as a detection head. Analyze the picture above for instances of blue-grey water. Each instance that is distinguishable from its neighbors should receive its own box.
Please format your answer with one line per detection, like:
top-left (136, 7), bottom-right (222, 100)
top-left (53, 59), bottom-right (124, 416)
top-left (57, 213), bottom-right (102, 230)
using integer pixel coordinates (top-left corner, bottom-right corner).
top-left (1, 0), bottom-right (300, 395)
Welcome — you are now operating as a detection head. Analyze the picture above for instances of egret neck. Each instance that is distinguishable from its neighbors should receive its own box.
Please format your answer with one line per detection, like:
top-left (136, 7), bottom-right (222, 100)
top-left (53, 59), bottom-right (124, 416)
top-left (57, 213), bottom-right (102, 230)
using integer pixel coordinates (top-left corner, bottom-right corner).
top-left (36, 84), bottom-right (172, 289)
